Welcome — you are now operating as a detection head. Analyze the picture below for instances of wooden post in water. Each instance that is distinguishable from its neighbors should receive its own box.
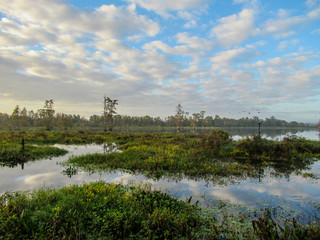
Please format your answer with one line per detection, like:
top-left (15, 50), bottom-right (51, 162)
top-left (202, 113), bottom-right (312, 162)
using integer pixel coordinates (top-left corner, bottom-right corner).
top-left (20, 137), bottom-right (25, 170)
top-left (258, 121), bottom-right (262, 137)
top-left (21, 137), bottom-right (25, 153)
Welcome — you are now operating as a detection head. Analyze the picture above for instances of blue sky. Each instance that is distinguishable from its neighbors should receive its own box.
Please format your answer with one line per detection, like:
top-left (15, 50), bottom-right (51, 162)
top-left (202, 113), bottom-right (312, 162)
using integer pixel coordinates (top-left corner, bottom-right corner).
top-left (0, 0), bottom-right (320, 123)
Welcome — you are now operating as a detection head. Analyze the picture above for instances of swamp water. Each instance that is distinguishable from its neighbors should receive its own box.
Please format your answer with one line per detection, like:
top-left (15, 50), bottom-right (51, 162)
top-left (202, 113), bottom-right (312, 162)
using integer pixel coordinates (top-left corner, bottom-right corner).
top-left (1, 130), bottom-right (320, 222)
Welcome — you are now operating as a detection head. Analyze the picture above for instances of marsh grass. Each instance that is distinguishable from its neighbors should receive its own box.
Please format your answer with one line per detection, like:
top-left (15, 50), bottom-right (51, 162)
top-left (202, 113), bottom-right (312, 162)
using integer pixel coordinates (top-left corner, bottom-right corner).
top-left (1, 182), bottom-right (319, 240)
top-left (65, 131), bottom-right (320, 182)
top-left (0, 142), bottom-right (68, 167)
top-left (1, 130), bottom-right (320, 239)
top-left (0, 182), bottom-right (204, 239)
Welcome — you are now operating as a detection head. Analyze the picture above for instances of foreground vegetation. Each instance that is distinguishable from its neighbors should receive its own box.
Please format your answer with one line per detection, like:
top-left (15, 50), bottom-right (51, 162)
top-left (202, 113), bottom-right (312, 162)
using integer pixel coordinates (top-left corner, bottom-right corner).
top-left (1, 130), bottom-right (320, 238)
top-left (1, 182), bottom-right (320, 240)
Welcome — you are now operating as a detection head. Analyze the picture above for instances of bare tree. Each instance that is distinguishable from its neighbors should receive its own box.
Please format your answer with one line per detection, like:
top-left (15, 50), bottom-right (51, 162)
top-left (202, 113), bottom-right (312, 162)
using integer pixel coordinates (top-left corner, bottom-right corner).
top-left (103, 95), bottom-right (118, 132)
top-left (175, 103), bottom-right (184, 133)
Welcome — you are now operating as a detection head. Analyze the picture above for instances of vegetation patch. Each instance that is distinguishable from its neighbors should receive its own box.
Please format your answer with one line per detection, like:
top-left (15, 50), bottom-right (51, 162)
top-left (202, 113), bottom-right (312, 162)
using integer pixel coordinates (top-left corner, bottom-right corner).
top-left (66, 130), bottom-right (254, 182)
top-left (1, 182), bottom-right (319, 240)
top-left (0, 182), bottom-right (203, 239)
top-left (65, 130), bottom-right (320, 182)
top-left (0, 141), bottom-right (68, 167)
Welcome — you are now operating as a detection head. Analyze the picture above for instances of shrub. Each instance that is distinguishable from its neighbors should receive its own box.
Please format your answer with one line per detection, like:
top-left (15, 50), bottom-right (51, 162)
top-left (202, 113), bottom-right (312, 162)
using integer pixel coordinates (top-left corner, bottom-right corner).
top-left (200, 129), bottom-right (231, 156)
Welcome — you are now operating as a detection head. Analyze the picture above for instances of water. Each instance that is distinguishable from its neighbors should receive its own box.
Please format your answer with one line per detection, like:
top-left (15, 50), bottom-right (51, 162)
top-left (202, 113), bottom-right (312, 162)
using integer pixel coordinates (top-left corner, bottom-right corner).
top-left (232, 129), bottom-right (320, 141)
top-left (0, 130), bottom-right (319, 221)
top-left (119, 127), bottom-right (320, 141)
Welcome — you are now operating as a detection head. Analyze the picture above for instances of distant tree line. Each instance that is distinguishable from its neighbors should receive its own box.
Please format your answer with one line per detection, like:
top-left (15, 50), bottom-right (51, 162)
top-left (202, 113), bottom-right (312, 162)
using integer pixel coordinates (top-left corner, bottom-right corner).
top-left (0, 100), bottom-right (315, 131)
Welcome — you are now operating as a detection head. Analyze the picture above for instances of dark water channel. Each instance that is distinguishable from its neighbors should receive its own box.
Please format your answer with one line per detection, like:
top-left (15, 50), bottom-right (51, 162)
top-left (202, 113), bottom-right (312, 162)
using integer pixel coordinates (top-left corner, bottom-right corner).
top-left (1, 130), bottom-right (319, 222)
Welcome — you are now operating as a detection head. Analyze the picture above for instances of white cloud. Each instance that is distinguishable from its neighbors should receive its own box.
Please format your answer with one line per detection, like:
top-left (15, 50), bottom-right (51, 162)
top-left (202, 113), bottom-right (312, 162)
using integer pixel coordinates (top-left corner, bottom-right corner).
top-left (233, 0), bottom-right (249, 3)
top-left (177, 10), bottom-right (194, 20)
top-left (306, 0), bottom-right (320, 7)
top-left (251, 60), bottom-right (266, 68)
top-left (260, 7), bottom-right (320, 38)
top-left (277, 9), bottom-right (291, 18)
top-left (176, 33), bottom-right (215, 50)
top-left (312, 28), bottom-right (320, 34)
top-left (277, 39), bottom-right (299, 50)
top-left (183, 20), bottom-right (197, 28)
top-left (211, 9), bottom-right (256, 47)
top-left (211, 46), bottom-right (259, 72)
top-left (0, 0), bottom-right (159, 41)
top-left (261, 15), bottom-right (306, 38)
top-left (252, 54), bottom-right (320, 104)
top-left (128, 0), bottom-right (209, 17)
top-left (308, 7), bottom-right (320, 18)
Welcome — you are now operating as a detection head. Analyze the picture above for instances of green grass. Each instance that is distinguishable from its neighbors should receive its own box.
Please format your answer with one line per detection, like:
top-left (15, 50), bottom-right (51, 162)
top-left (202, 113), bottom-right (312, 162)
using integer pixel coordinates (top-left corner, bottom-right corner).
top-left (1, 182), bottom-right (319, 240)
top-left (0, 182), bottom-right (204, 239)
top-left (0, 142), bottom-right (68, 167)
top-left (65, 131), bottom-right (320, 182)
top-left (1, 130), bottom-right (320, 239)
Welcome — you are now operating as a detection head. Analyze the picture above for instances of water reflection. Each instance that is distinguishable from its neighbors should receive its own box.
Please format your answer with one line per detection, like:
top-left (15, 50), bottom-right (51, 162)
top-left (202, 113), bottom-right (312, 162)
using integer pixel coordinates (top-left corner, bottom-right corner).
top-left (115, 128), bottom-right (320, 141)
top-left (0, 141), bottom-right (320, 220)
top-left (62, 166), bottom-right (78, 178)
top-left (0, 156), bottom-right (28, 169)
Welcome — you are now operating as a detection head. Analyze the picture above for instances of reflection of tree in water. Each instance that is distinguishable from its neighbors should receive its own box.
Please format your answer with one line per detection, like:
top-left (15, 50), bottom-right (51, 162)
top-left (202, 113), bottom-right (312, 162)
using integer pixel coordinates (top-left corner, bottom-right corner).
top-left (62, 166), bottom-right (78, 178)
top-left (0, 158), bottom-right (27, 169)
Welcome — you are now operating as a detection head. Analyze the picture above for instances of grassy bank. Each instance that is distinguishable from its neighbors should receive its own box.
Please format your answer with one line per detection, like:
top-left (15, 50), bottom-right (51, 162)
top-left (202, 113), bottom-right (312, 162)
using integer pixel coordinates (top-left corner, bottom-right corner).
top-left (1, 182), bottom-right (319, 240)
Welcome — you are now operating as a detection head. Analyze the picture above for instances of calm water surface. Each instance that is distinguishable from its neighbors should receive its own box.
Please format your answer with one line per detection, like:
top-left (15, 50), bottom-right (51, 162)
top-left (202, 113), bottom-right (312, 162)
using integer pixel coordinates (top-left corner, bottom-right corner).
top-left (1, 130), bottom-right (319, 217)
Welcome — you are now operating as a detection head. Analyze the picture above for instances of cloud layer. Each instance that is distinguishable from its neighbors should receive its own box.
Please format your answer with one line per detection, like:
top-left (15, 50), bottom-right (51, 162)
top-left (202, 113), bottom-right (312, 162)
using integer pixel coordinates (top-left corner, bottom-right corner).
top-left (0, 0), bottom-right (319, 122)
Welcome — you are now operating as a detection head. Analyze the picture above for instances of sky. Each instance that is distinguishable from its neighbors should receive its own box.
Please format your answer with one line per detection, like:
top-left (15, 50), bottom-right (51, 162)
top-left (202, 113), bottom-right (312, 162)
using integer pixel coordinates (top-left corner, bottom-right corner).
top-left (0, 0), bottom-right (320, 123)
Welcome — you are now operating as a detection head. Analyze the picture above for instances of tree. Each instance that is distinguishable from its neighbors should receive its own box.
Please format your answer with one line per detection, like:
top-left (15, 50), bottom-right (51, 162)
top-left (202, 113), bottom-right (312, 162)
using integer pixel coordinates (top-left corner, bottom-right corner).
top-left (57, 113), bottom-right (73, 130)
top-left (39, 99), bottom-right (55, 131)
top-left (175, 103), bottom-right (184, 133)
top-left (0, 113), bottom-right (9, 130)
top-left (20, 107), bottom-right (29, 127)
top-left (198, 111), bottom-right (206, 127)
top-left (103, 95), bottom-right (118, 132)
top-left (189, 113), bottom-right (199, 133)
top-left (10, 105), bottom-right (21, 130)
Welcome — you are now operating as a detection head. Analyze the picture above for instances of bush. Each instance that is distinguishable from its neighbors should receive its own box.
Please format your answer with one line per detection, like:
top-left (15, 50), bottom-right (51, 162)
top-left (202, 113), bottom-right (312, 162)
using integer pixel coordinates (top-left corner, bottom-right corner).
top-left (200, 129), bottom-right (231, 156)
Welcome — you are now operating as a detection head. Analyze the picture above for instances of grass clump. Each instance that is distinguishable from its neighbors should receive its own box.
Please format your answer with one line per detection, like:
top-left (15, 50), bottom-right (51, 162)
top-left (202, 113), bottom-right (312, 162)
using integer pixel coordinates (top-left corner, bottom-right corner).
top-left (0, 182), bottom-right (204, 240)
top-left (0, 141), bottom-right (68, 167)
top-left (67, 141), bottom-right (249, 181)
